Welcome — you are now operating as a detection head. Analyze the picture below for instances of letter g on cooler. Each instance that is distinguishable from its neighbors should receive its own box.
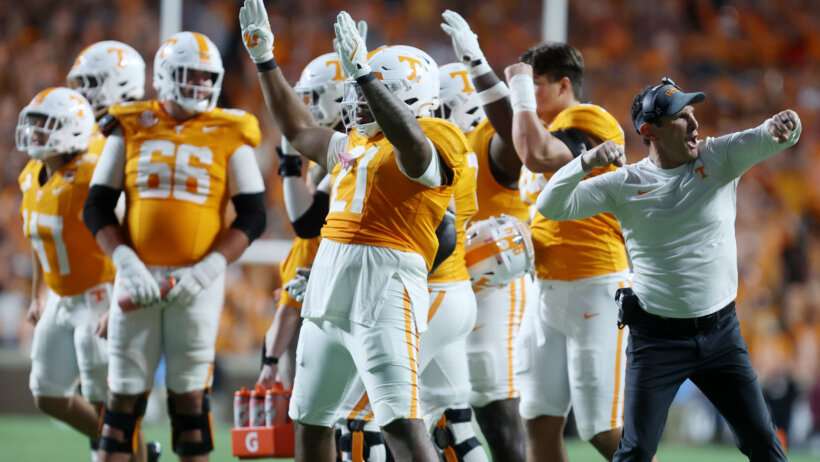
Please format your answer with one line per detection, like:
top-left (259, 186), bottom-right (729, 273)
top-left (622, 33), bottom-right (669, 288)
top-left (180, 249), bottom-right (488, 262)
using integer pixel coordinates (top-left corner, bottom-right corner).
top-left (245, 431), bottom-right (259, 453)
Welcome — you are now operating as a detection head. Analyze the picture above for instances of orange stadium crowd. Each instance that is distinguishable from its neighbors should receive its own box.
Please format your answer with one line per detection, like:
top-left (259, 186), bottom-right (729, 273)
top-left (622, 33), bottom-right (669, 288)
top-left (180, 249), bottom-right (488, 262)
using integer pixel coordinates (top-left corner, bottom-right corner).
top-left (1, 0), bottom-right (819, 444)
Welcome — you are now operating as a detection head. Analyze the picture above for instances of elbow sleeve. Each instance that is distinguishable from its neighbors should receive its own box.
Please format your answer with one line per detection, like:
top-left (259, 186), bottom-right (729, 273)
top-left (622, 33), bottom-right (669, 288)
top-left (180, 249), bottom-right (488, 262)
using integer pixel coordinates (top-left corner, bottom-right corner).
top-left (83, 185), bottom-right (121, 236)
top-left (291, 191), bottom-right (329, 239)
top-left (231, 192), bottom-right (267, 243)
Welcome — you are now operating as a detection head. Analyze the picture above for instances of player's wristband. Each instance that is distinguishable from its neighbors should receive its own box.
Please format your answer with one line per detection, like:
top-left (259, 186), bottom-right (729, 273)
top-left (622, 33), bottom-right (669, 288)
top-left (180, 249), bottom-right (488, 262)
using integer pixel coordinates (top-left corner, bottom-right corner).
top-left (477, 81), bottom-right (510, 105)
top-left (509, 74), bottom-right (537, 113)
top-left (467, 58), bottom-right (492, 78)
top-left (256, 58), bottom-right (278, 72)
top-left (356, 72), bottom-right (376, 85)
top-left (276, 147), bottom-right (303, 177)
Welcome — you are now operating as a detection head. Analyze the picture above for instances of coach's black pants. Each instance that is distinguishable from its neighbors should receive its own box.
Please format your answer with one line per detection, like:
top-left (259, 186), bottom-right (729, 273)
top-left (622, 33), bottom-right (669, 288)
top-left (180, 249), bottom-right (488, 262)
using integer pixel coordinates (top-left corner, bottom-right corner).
top-left (613, 304), bottom-right (786, 462)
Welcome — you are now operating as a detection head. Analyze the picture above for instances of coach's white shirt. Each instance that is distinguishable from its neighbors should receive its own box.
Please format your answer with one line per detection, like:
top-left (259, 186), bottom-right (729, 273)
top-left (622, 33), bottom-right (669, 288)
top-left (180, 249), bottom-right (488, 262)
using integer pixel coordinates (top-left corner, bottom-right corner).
top-left (537, 120), bottom-right (800, 318)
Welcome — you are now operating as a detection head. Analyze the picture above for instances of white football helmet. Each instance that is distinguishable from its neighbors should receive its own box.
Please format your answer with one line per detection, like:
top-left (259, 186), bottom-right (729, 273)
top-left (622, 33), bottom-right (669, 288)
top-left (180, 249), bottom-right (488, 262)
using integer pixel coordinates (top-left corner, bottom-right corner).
top-left (295, 52), bottom-right (346, 129)
top-left (437, 62), bottom-right (485, 133)
top-left (153, 31), bottom-right (224, 113)
top-left (465, 215), bottom-right (535, 287)
top-left (16, 87), bottom-right (95, 160)
top-left (341, 45), bottom-right (440, 137)
top-left (67, 41), bottom-right (145, 115)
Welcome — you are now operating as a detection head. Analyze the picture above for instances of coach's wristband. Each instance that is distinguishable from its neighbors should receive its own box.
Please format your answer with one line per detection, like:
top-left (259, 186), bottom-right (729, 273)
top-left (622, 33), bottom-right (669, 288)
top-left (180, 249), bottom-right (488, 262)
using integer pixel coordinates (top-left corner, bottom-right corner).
top-left (256, 58), bottom-right (278, 72)
top-left (261, 344), bottom-right (279, 368)
top-left (356, 72), bottom-right (377, 85)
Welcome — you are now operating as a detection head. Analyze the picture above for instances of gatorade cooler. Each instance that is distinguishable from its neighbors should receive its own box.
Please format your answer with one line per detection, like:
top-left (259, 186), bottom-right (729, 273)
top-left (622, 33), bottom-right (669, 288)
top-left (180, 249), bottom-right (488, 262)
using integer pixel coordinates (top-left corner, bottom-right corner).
top-left (231, 383), bottom-right (294, 459)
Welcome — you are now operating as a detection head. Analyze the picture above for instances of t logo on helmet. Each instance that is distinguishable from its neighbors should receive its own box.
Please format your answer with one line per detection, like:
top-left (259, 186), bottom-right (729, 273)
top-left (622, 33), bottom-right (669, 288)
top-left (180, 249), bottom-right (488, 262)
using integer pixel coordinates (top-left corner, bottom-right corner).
top-left (399, 56), bottom-right (423, 81)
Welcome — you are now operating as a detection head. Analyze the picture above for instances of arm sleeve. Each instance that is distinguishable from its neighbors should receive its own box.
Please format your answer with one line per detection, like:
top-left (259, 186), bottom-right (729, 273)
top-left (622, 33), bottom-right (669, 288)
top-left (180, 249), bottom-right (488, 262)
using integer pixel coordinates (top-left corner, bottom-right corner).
top-left (535, 155), bottom-right (617, 221)
top-left (228, 145), bottom-right (266, 195)
top-left (290, 191), bottom-right (329, 239)
top-left (230, 192), bottom-right (267, 242)
top-left (550, 128), bottom-right (593, 158)
top-left (90, 127), bottom-right (126, 188)
top-left (83, 185), bottom-right (122, 235)
top-left (430, 209), bottom-right (457, 274)
top-left (704, 119), bottom-right (802, 180)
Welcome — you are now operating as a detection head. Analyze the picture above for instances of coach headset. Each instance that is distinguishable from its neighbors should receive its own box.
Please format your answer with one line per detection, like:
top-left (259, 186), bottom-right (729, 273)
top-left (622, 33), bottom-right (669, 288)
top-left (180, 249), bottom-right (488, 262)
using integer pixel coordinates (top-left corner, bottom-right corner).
top-left (633, 77), bottom-right (705, 134)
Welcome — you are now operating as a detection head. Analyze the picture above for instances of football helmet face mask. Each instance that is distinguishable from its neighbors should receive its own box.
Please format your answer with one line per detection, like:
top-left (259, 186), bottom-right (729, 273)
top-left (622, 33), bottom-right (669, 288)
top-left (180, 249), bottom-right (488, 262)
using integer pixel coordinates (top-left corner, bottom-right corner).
top-left (437, 62), bottom-right (485, 133)
top-left (16, 87), bottom-right (95, 160)
top-left (465, 215), bottom-right (535, 287)
top-left (341, 45), bottom-right (440, 138)
top-left (153, 32), bottom-right (224, 113)
top-left (67, 41), bottom-right (146, 116)
top-left (295, 52), bottom-right (346, 129)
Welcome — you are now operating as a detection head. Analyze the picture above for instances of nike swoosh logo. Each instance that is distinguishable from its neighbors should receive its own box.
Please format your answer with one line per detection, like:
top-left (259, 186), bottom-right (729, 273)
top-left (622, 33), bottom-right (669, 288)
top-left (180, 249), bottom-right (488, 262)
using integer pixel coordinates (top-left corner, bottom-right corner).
top-left (202, 126), bottom-right (218, 133)
top-left (583, 313), bottom-right (600, 319)
top-left (52, 186), bottom-right (65, 195)
top-left (637, 189), bottom-right (652, 195)
top-left (472, 324), bottom-right (486, 332)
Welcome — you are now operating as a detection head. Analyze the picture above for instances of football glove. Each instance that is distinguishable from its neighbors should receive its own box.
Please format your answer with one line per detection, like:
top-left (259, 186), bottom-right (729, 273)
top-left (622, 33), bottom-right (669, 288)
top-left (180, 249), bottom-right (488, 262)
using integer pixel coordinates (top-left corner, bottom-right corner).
top-left (239, 0), bottom-right (275, 63)
top-left (112, 245), bottom-right (161, 307)
top-left (441, 10), bottom-right (488, 74)
top-left (283, 267), bottom-right (311, 303)
top-left (165, 252), bottom-right (227, 306)
top-left (334, 11), bottom-right (371, 80)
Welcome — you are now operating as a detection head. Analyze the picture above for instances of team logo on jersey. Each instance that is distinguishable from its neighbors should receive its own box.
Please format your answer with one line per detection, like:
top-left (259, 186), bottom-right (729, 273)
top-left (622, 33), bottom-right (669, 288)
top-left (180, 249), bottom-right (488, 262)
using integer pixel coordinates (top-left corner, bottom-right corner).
top-left (138, 110), bottom-right (158, 127)
top-left (52, 186), bottom-right (66, 196)
top-left (63, 169), bottom-right (76, 183)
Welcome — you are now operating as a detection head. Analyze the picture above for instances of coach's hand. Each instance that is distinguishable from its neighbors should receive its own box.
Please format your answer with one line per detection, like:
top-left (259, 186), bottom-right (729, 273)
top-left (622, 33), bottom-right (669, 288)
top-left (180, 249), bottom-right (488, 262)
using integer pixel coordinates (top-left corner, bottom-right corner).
top-left (334, 11), bottom-right (371, 80)
top-left (239, 0), bottom-right (275, 64)
top-left (166, 252), bottom-right (227, 306)
top-left (112, 245), bottom-right (161, 307)
top-left (257, 364), bottom-right (278, 389)
top-left (581, 141), bottom-right (625, 171)
top-left (767, 109), bottom-right (800, 144)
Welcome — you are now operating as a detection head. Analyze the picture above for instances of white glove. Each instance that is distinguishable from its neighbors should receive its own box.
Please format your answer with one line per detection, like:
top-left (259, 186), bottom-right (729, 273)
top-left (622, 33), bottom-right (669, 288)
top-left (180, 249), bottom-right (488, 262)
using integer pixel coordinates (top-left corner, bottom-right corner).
top-left (165, 252), bottom-right (227, 306)
top-left (283, 267), bottom-right (311, 303)
top-left (112, 245), bottom-right (161, 307)
top-left (239, 0), bottom-right (275, 63)
top-left (334, 11), bottom-right (371, 80)
top-left (333, 19), bottom-right (368, 79)
top-left (441, 10), bottom-right (488, 75)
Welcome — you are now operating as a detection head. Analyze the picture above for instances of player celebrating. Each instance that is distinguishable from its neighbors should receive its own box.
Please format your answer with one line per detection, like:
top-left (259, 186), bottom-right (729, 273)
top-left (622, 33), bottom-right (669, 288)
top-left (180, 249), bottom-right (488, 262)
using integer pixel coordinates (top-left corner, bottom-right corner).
top-left (83, 31), bottom-right (267, 462)
top-left (240, 1), bottom-right (470, 460)
top-left (439, 11), bottom-right (534, 461)
top-left (17, 87), bottom-right (118, 462)
top-left (67, 40), bottom-right (146, 155)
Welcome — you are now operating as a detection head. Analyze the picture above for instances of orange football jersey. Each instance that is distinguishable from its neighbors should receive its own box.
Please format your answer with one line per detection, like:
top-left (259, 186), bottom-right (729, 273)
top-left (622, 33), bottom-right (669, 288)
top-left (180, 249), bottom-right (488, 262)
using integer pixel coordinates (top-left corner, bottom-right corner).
top-left (469, 119), bottom-right (529, 223)
top-left (110, 100), bottom-right (261, 266)
top-left (322, 118), bottom-right (468, 270)
top-left (279, 236), bottom-right (322, 309)
top-left (427, 129), bottom-right (478, 284)
top-left (87, 122), bottom-right (107, 156)
top-left (528, 104), bottom-right (628, 281)
top-left (19, 154), bottom-right (115, 296)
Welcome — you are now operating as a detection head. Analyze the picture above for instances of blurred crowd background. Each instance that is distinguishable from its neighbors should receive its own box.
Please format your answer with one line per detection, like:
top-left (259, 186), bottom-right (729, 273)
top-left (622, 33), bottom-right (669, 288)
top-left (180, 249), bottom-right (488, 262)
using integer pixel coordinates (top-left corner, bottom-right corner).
top-left (0, 0), bottom-right (818, 451)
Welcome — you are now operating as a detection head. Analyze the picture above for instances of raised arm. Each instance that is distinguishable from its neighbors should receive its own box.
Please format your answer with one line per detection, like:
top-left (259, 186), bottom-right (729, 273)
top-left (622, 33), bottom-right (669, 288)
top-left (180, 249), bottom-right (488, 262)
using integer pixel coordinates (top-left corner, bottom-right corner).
top-left (441, 10), bottom-right (520, 186)
top-left (505, 63), bottom-right (576, 173)
top-left (240, 0), bottom-right (336, 169)
top-left (334, 11), bottom-right (433, 178)
top-left (537, 141), bottom-right (622, 221)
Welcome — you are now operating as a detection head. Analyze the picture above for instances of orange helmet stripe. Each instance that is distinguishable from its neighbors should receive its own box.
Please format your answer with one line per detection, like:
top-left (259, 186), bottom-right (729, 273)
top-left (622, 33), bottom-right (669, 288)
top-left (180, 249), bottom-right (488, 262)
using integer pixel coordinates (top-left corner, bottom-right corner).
top-left (32, 87), bottom-right (59, 106)
top-left (464, 234), bottom-right (519, 267)
top-left (192, 32), bottom-right (211, 63)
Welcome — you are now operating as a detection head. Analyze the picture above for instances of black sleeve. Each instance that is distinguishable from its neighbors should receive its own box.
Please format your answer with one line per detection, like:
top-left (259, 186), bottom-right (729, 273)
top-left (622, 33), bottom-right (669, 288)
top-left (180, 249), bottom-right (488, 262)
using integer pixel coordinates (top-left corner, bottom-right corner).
top-left (291, 191), bottom-right (329, 239)
top-left (83, 184), bottom-right (121, 235)
top-left (430, 210), bottom-right (456, 274)
top-left (230, 192), bottom-right (267, 243)
top-left (551, 128), bottom-right (592, 158)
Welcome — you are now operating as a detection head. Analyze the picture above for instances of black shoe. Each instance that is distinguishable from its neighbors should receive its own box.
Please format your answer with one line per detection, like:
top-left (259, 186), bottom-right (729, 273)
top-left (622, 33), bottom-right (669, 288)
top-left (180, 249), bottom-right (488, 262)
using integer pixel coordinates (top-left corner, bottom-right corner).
top-left (147, 441), bottom-right (162, 462)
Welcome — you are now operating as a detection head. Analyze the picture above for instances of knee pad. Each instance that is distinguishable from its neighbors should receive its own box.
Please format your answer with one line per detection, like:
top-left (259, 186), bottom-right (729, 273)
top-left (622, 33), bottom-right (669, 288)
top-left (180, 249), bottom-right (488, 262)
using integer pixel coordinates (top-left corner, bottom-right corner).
top-left (98, 393), bottom-right (148, 454)
top-left (338, 419), bottom-right (393, 462)
top-left (167, 392), bottom-right (214, 456)
top-left (432, 408), bottom-right (483, 462)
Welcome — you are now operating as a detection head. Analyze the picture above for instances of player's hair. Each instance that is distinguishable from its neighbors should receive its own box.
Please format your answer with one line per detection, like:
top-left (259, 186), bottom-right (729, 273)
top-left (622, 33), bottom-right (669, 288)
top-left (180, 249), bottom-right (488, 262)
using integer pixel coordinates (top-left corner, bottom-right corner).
top-left (519, 42), bottom-right (584, 100)
top-left (631, 85), bottom-right (660, 145)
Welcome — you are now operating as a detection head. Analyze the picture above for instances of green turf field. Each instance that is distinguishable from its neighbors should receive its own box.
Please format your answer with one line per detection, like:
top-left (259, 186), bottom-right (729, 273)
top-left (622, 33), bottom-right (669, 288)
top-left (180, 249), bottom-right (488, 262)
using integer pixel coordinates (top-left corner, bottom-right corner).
top-left (0, 414), bottom-right (816, 461)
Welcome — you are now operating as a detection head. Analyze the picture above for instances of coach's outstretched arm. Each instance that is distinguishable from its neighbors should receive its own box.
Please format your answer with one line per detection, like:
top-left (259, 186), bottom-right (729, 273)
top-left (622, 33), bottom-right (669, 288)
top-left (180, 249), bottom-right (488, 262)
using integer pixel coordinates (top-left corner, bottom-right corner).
top-left (240, 0), bottom-right (336, 170)
top-left (536, 140), bottom-right (623, 221)
top-left (441, 10), bottom-right (521, 185)
top-left (334, 12), bottom-right (435, 179)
